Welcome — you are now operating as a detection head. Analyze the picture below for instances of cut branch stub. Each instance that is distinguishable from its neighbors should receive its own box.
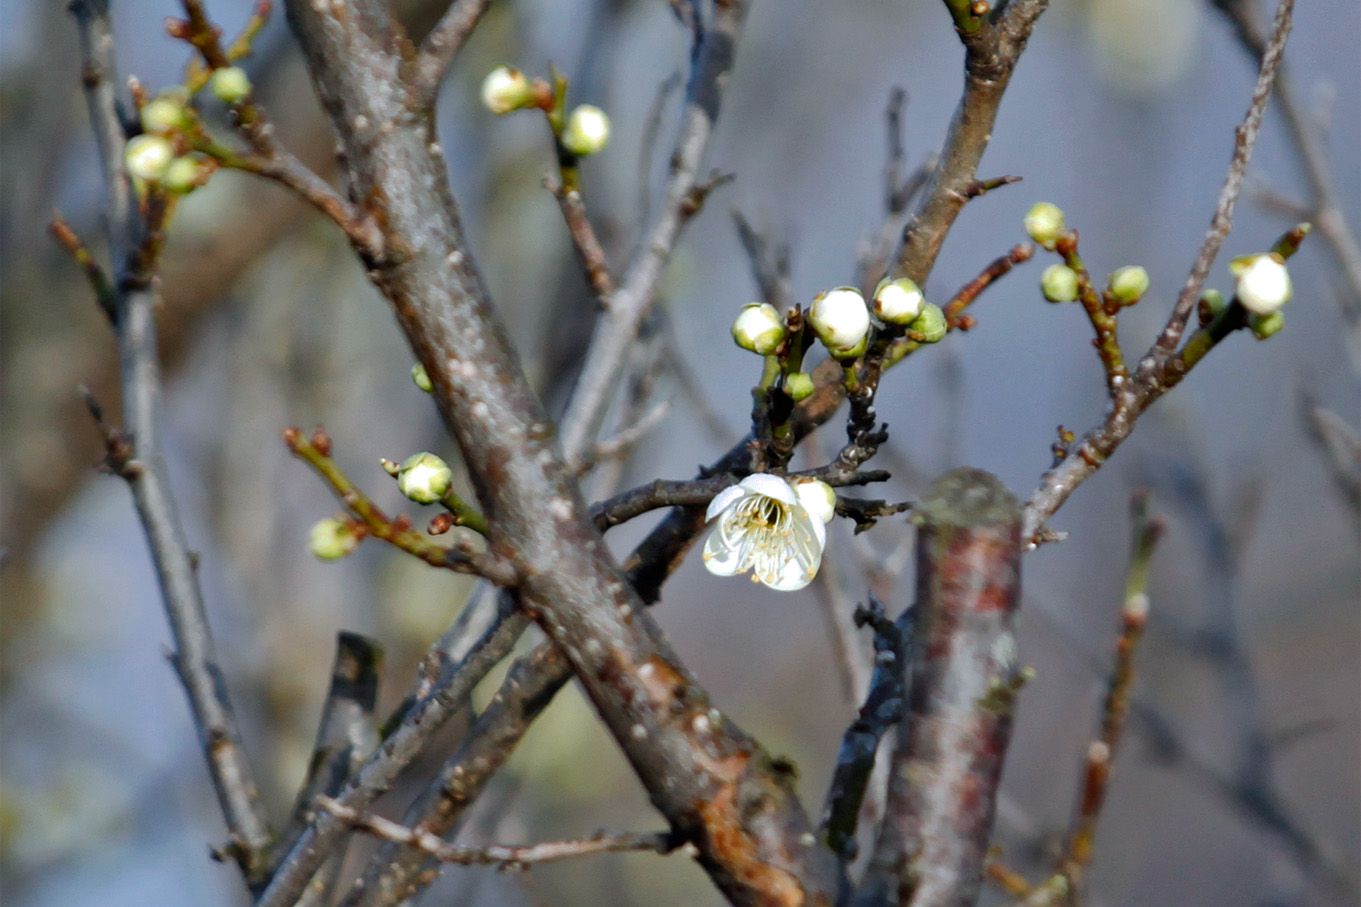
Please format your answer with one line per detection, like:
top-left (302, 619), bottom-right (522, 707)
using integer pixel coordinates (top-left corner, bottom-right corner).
top-left (861, 468), bottom-right (1023, 907)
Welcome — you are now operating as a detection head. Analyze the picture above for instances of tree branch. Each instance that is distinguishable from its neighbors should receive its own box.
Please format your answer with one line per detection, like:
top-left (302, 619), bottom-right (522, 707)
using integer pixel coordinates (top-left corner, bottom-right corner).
top-left (859, 469), bottom-right (1024, 907)
top-left (408, 0), bottom-right (492, 108)
top-left (68, 0), bottom-right (274, 884)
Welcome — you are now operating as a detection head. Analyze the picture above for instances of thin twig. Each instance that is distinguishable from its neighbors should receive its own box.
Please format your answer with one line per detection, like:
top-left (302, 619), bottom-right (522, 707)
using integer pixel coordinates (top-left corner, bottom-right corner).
top-left (283, 428), bottom-right (518, 586)
top-left (69, 0), bottom-right (274, 884)
top-left (1151, 0), bottom-right (1296, 356)
top-left (550, 180), bottom-right (616, 302)
top-left (408, 0), bottom-right (493, 107)
top-left (318, 796), bottom-right (678, 867)
top-left (732, 209), bottom-right (794, 312)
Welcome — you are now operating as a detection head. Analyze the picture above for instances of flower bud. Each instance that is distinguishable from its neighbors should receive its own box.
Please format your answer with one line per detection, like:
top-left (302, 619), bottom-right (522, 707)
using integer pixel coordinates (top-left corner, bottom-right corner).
top-left (809, 287), bottom-right (870, 359)
top-left (792, 477), bottom-right (837, 525)
top-left (1107, 265), bottom-right (1149, 304)
top-left (731, 302), bottom-right (785, 355)
top-left (561, 104), bottom-right (610, 157)
top-left (784, 371), bottom-right (815, 401)
top-left (209, 66), bottom-right (252, 105)
top-left (909, 303), bottom-right (947, 343)
top-left (872, 277), bottom-right (925, 325)
top-left (411, 362), bottom-right (434, 393)
top-left (1230, 253), bottom-right (1292, 315)
top-left (140, 92), bottom-right (192, 135)
top-left (161, 155), bottom-right (211, 194)
top-left (1041, 263), bottom-right (1080, 303)
top-left (397, 452), bottom-right (454, 504)
top-left (309, 517), bottom-right (359, 561)
top-left (1249, 310), bottom-right (1285, 340)
top-left (1024, 202), bottom-right (1066, 250)
top-left (124, 134), bottom-right (175, 182)
top-left (1201, 288), bottom-right (1226, 317)
top-left (480, 65), bottom-right (537, 114)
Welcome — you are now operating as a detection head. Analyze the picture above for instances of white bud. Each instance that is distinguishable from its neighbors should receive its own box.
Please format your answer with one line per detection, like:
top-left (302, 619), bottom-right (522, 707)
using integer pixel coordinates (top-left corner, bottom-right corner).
top-left (792, 478), bottom-right (836, 525)
top-left (1024, 202), bottom-right (1066, 249)
top-left (209, 66), bottom-right (252, 105)
top-left (561, 105), bottom-right (610, 157)
top-left (397, 452), bottom-right (454, 504)
top-left (309, 517), bottom-right (359, 561)
top-left (1041, 263), bottom-right (1080, 303)
top-left (480, 65), bottom-right (536, 114)
top-left (1231, 253), bottom-right (1292, 315)
top-left (124, 135), bottom-right (175, 182)
top-left (873, 277), bottom-right (925, 325)
top-left (731, 303), bottom-right (786, 355)
top-left (809, 287), bottom-right (870, 358)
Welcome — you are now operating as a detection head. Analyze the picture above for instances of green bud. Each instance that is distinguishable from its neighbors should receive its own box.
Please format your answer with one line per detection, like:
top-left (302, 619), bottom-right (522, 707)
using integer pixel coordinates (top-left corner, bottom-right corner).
top-left (784, 371), bottom-right (815, 401)
top-left (1024, 202), bottom-right (1066, 250)
top-left (140, 93), bottom-right (192, 135)
top-left (561, 105), bottom-right (611, 157)
top-left (909, 303), bottom-right (947, 343)
top-left (396, 452), bottom-right (454, 504)
top-left (1201, 288), bottom-right (1227, 316)
top-left (309, 517), bottom-right (359, 561)
top-left (1041, 263), bottom-right (1080, 303)
top-left (161, 155), bottom-right (210, 194)
top-left (1107, 266), bottom-right (1149, 304)
top-left (1249, 311), bottom-right (1285, 340)
top-left (411, 362), bottom-right (434, 393)
top-left (210, 66), bottom-right (252, 105)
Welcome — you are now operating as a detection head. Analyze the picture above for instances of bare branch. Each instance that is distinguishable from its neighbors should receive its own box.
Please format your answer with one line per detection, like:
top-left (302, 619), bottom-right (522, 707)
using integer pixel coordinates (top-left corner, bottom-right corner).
top-left (859, 469), bottom-right (1024, 907)
top-left (68, 0), bottom-right (273, 883)
top-left (1150, 0), bottom-right (1296, 356)
top-left (318, 796), bottom-right (678, 867)
top-left (409, 0), bottom-right (492, 107)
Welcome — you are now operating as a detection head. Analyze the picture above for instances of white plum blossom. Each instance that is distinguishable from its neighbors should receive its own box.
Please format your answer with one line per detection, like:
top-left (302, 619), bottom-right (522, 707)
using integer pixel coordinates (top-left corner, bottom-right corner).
top-left (872, 277), bottom-right (925, 325)
top-left (702, 474), bottom-right (835, 591)
top-left (731, 302), bottom-right (786, 354)
top-left (480, 65), bottom-right (535, 114)
top-left (1231, 253), bottom-right (1292, 315)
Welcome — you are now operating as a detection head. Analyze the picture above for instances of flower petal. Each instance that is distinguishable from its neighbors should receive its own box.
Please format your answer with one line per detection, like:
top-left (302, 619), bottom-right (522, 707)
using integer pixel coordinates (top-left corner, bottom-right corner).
top-left (702, 524), bottom-right (745, 576)
top-left (739, 473), bottom-right (797, 506)
top-left (705, 484), bottom-right (749, 522)
top-left (762, 510), bottom-right (826, 591)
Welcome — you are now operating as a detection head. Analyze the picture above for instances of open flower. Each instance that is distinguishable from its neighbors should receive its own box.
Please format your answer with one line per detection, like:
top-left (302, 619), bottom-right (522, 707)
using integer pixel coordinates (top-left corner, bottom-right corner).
top-left (702, 474), bottom-right (835, 591)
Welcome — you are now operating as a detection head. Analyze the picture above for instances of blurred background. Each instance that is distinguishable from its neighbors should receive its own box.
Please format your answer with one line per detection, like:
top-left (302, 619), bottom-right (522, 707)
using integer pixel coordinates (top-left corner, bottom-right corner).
top-left (2, 0), bottom-right (1358, 904)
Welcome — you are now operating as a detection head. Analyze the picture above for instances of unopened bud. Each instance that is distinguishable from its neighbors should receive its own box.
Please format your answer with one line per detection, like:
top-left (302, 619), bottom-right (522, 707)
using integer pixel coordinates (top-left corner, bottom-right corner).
top-left (209, 66), bottom-right (252, 105)
top-left (1200, 288), bottom-right (1227, 318)
top-left (309, 517), bottom-right (359, 561)
top-left (124, 135), bottom-right (175, 182)
top-left (731, 302), bottom-right (786, 355)
top-left (1041, 263), bottom-right (1080, 303)
top-left (1231, 253), bottom-right (1292, 315)
top-left (873, 277), bottom-right (925, 325)
top-left (411, 362), bottom-right (434, 393)
top-left (140, 92), bottom-right (192, 135)
top-left (1107, 265), bottom-right (1149, 304)
top-left (1024, 202), bottom-right (1066, 250)
top-left (1249, 310), bottom-right (1285, 340)
top-left (161, 155), bottom-right (211, 194)
top-left (396, 452), bottom-right (454, 504)
top-left (792, 478), bottom-right (837, 524)
top-left (810, 286), bottom-right (871, 359)
top-left (480, 65), bottom-right (536, 115)
top-left (909, 303), bottom-right (947, 343)
top-left (561, 105), bottom-right (611, 157)
top-left (784, 371), bottom-right (815, 401)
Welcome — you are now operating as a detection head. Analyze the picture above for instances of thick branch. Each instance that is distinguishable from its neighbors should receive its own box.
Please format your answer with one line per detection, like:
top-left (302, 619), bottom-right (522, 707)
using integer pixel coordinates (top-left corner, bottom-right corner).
top-left (272, 1), bottom-right (840, 903)
top-left (859, 469), bottom-right (1024, 907)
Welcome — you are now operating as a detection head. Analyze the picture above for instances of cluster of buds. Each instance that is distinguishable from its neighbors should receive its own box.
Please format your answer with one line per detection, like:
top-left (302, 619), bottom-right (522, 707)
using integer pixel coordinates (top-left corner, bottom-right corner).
top-left (122, 83), bottom-right (225, 195)
top-left (1230, 252), bottom-right (1293, 339)
top-left (481, 65), bottom-right (610, 158)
